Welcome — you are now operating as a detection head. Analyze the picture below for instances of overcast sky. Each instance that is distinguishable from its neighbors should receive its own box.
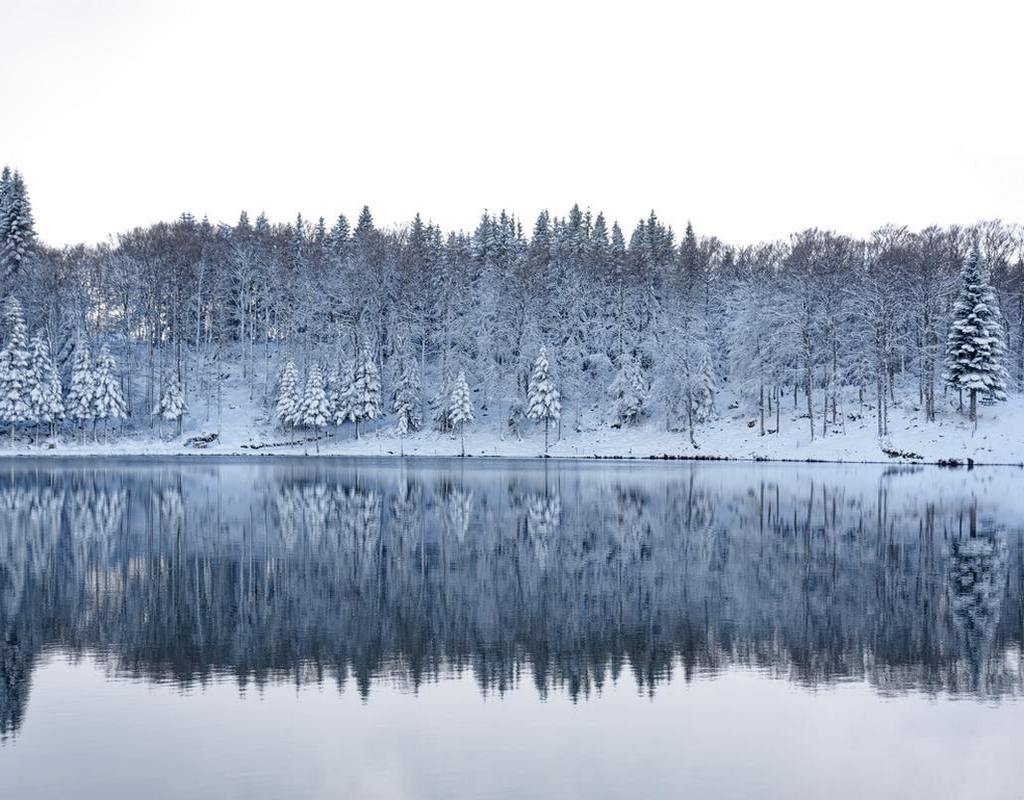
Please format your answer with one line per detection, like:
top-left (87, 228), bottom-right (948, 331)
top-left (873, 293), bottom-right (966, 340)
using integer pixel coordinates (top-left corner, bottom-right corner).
top-left (2, 0), bottom-right (1021, 247)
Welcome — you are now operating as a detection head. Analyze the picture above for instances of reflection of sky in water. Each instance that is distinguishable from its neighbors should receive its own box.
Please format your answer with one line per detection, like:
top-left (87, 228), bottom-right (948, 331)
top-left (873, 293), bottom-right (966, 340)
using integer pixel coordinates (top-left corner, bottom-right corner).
top-left (7, 656), bottom-right (1024, 800)
top-left (1, 457), bottom-right (1023, 798)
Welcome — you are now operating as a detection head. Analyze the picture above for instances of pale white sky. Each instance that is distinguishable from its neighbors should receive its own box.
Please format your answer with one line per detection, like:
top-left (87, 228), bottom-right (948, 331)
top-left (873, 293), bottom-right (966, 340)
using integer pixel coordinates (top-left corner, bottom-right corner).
top-left (1, 0), bottom-right (1021, 246)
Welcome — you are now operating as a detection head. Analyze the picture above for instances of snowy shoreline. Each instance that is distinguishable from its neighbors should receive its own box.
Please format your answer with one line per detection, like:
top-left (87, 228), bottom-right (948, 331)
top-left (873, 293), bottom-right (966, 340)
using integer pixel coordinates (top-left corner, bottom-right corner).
top-left (0, 449), bottom-right (1021, 468)
top-left (2, 400), bottom-right (1021, 468)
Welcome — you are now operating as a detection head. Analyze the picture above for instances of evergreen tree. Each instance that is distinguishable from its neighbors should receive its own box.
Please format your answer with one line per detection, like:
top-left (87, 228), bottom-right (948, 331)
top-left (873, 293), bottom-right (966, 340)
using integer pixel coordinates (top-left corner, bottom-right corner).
top-left (153, 372), bottom-right (186, 437)
top-left (607, 354), bottom-right (647, 426)
top-left (392, 357), bottom-right (422, 438)
top-left (324, 366), bottom-right (340, 423)
top-left (449, 370), bottom-right (473, 456)
top-left (332, 359), bottom-right (357, 428)
top-left (943, 244), bottom-right (1009, 425)
top-left (328, 214), bottom-right (350, 257)
top-left (92, 343), bottom-right (127, 439)
top-left (0, 169), bottom-right (36, 281)
top-left (27, 333), bottom-right (63, 436)
top-left (349, 347), bottom-right (383, 439)
top-left (299, 364), bottom-right (331, 451)
top-left (67, 337), bottom-right (96, 433)
top-left (678, 221), bottom-right (699, 286)
top-left (0, 297), bottom-right (32, 443)
top-left (527, 345), bottom-right (561, 453)
top-left (276, 360), bottom-right (301, 429)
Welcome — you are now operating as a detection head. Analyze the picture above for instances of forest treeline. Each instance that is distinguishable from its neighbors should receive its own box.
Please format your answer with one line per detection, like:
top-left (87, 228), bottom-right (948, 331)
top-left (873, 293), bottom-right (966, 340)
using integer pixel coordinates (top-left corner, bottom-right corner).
top-left (0, 166), bottom-right (1020, 444)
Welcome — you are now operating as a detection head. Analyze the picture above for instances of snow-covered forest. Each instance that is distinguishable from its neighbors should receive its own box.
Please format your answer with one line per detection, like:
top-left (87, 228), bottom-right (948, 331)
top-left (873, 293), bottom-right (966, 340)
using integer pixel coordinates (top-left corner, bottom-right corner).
top-left (1, 166), bottom-right (1021, 457)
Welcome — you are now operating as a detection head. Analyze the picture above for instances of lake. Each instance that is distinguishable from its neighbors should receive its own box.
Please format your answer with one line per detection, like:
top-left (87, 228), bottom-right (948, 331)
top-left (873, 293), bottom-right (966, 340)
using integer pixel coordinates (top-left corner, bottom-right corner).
top-left (1, 457), bottom-right (1022, 799)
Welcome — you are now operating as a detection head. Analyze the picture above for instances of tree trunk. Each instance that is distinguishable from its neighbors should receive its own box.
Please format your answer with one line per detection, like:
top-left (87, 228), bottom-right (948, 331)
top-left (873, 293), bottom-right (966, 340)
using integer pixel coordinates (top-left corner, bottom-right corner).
top-left (758, 365), bottom-right (765, 437)
top-left (805, 364), bottom-right (814, 442)
top-left (686, 387), bottom-right (697, 448)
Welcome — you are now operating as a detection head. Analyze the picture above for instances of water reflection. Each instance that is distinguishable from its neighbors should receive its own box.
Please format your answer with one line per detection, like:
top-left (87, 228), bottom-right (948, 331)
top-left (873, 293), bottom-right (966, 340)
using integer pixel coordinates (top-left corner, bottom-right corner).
top-left (1, 459), bottom-right (1022, 739)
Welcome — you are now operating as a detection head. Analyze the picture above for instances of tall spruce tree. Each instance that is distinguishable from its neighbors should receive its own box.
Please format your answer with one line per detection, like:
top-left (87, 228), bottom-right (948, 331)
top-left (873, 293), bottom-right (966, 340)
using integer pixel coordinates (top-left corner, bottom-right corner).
top-left (0, 297), bottom-right (32, 443)
top-left (943, 244), bottom-right (1009, 425)
top-left (0, 170), bottom-right (36, 282)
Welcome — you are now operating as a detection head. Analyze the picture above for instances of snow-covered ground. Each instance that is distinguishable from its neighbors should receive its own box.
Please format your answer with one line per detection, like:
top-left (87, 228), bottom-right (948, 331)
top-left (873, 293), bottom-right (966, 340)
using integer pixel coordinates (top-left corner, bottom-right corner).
top-left (2, 370), bottom-right (1022, 465)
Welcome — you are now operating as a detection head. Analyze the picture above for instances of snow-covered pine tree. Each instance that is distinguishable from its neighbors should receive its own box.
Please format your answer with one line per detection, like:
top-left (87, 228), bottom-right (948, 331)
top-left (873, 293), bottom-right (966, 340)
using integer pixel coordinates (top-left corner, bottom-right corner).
top-left (943, 243), bottom-right (1009, 426)
top-left (92, 343), bottom-right (127, 440)
top-left (0, 169), bottom-right (36, 282)
top-left (153, 372), bottom-right (186, 437)
top-left (607, 354), bottom-right (647, 426)
top-left (324, 366), bottom-right (340, 428)
top-left (526, 345), bottom-right (561, 453)
top-left (276, 359), bottom-right (301, 430)
top-left (332, 359), bottom-right (357, 428)
top-left (350, 346), bottom-right (383, 439)
top-left (0, 296), bottom-right (32, 444)
top-left (449, 370), bottom-right (473, 456)
top-left (300, 364), bottom-right (331, 451)
top-left (693, 351), bottom-right (717, 423)
top-left (27, 332), bottom-right (63, 439)
top-left (392, 357), bottom-right (422, 440)
top-left (67, 337), bottom-right (96, 437)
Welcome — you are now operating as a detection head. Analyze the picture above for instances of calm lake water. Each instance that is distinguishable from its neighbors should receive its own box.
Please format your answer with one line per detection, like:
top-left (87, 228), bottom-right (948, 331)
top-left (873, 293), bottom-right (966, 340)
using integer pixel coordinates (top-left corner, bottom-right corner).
top-left (1, 457), bottom-right (1022, 799)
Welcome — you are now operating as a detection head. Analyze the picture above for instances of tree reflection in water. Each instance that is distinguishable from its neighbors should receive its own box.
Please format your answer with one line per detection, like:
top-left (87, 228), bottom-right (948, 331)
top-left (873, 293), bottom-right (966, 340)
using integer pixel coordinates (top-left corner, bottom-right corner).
top-left (1, 458), bottom-right (1022, 740)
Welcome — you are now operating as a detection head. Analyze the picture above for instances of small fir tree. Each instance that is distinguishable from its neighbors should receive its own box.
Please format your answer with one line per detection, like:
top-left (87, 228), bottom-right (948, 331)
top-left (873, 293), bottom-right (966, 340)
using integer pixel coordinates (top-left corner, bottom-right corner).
top-left (300, 364), bottom-right (331, 451)
top-left (153, 372), bottom-right (186, 437)
top-left (67, 337), bottom-right (96, 436)
top-left (392, 357), bottom-right (422, 440)
top-left (92, 343), bottom-right (127, 440)
top-left (526, 345), bottom-right (561, 453)
top-left (324, 366), bottom-right (340, 426)
top-left (449, 370), bottom-right (473, 456)
top-left (332, 359), bottom-right (357, 428)
top-left (350, 347), bottom-right (383, 439)
top-left (27, 332), bottom-right (63, 438)
top-left (276, 359), bottom-right (301, 430)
